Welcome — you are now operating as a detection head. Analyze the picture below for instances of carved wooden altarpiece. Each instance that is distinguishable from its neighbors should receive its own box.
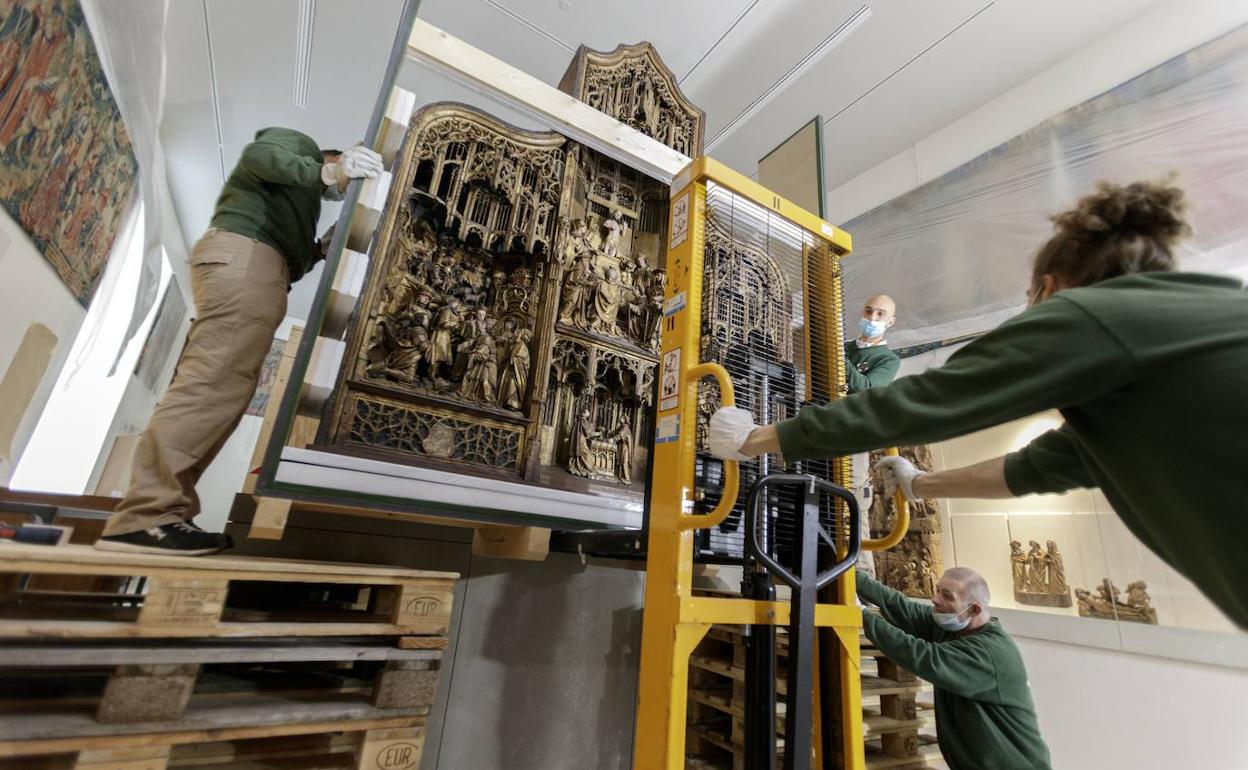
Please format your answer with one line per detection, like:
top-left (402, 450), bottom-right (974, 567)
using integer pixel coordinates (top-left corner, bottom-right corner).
top-left (319, 43), bottom-right (704, 496)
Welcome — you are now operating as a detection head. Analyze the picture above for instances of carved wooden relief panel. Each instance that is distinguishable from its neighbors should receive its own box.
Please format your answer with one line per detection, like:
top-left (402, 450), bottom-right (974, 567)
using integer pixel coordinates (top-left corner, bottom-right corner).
top-left (321, 44), bottom-right (695, 496)
top-left (559, 42), bottom-right (705, 155)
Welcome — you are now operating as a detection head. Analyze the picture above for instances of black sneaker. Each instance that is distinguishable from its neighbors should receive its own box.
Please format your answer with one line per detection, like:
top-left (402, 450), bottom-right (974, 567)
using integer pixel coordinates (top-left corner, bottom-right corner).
top-left (95, 522), bottom-right (232, 556)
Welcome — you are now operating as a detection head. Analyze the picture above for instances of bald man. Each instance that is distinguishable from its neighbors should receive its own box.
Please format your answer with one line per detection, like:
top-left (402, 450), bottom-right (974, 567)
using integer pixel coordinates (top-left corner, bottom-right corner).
top-left (845, 294), bottom-right (901, 392)
top-left (857, 567), bottom-right (1051, 770)
top-left (847, 294), bottom-right (902, 575)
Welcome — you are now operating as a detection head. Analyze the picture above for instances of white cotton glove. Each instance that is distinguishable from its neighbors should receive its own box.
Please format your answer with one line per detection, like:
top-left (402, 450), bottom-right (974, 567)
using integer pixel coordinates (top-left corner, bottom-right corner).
top-left (708, 406), bottom-right (758, 462)
top-left (321, 145), bottom-right (384, 187)
top-left (875, 455), bottom-right (926, 502)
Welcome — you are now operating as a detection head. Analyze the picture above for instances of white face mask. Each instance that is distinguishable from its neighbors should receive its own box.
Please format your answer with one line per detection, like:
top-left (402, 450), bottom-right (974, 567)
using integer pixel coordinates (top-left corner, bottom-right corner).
top-left (932, 605), bottom-right (973, 632)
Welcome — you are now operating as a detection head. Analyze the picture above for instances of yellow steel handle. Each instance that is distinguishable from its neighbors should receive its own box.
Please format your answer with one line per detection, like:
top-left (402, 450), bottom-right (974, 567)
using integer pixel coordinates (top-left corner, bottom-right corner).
top-left (861, 447), bottom-right (910, 551)
top-left (679, 362), bottom-right (740, 532)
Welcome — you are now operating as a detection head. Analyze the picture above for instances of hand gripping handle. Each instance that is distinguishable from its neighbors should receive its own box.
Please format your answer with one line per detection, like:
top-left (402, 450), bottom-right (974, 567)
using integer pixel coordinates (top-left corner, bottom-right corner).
top-left (862, 447), bottom-right (911, 551)
top-left (678, 362), bottom-right (740, 532)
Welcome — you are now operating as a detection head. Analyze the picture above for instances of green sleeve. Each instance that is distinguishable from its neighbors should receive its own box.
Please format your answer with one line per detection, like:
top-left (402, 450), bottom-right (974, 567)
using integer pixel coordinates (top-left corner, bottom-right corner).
top-left (775, 297), bottom-right (1135, 461)
top-left (845, 352), bottom-right (900, 392)
top-left (857, 572), bottom-right (937, 640)
top-left (1004, 424), bottom-right (1097, 495)
top-left (239, 138), bottom-right (324, 187)
top-left (861, 614), bottom-right (999, 699)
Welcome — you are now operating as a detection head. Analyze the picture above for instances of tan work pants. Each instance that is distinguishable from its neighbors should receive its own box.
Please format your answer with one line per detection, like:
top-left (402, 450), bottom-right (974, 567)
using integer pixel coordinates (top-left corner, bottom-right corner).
top-left (103, 230), bottom-right (288, 536)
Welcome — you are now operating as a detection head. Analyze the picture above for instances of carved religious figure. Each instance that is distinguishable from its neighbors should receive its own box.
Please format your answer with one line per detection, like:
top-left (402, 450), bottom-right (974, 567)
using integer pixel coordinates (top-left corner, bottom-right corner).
top-left (1026, 541), bottom-right (1047, 594)
top-left (1010, 540), bottom-right (1027, 591)
top-left (567, 407), bottom-right (598, 477)
top-left (601, 210), bottom-right (627, 258)
top-left (497, 329), bottom-right (532, 411)
top-left (428, 298), bottom-right (465, 380)
top-left (590, 266), bottom-right (628, 336)
top-left (366, 311), bottom-right (427, 383)
top-left (1045, 540), bottom-right (1068, 594)
top-left (609, 414), bottom-right (634, 483)
top-left (1075, 577), bottom-right (1157, 623)
top-left (458, 333), bottom-right (497, 403)
top-left (1012, 538), bottom-right (1072, 607)
top-left (559, 251), bottom-right (595, 328)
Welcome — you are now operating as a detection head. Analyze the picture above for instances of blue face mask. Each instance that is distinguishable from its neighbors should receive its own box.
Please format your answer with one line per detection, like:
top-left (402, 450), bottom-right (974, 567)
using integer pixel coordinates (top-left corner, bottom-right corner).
top-left (859, 317), bottom-right (888, 339)
top-left (932, 605), bottom-right (973, 632)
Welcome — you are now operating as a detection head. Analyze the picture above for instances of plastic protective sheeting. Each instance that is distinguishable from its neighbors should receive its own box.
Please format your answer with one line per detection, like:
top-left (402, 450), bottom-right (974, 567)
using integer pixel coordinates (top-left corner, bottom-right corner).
top-left (80, 0), bottom-right (174, 372)
top-left (841, 24), bottom-right (1248, 349)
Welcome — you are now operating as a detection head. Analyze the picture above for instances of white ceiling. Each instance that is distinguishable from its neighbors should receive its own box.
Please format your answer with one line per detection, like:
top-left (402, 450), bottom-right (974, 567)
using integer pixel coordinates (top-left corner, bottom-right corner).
top-left (160, 0), bottom-right (1176, 320)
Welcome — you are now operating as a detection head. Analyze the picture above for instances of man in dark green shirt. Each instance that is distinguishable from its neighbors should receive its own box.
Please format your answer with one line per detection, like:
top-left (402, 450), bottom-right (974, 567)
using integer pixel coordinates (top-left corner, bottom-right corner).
top-left (845, 293), bottom-right (902, 577)
top-left (707, 179), bottom-right (1248, 629)
top-left (859, 567), bottom-right (1051, 770)
top-left (845, 293), bottom-right (901, 393)
top-left (96, 129), bottom-right (382, 556)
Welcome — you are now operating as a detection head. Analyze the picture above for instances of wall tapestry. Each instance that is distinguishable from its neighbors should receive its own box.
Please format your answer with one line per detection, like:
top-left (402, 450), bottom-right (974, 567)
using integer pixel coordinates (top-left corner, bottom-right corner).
top-left (0, 0), bottom-right (139, 305)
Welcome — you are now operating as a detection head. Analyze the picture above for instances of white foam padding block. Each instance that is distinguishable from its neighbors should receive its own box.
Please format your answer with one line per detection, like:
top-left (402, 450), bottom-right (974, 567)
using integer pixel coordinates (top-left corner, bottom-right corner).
top-left (300, 336), bottom-right (346, 415)
top-left (346, 171), bottom-right (391, 253)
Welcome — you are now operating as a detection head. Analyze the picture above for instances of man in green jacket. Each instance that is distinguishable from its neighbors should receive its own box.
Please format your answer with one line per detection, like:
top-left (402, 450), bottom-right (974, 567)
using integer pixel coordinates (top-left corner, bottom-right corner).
top-left (845, 293), bottom-right (901, 393)
top-left (96, 128), bottom-right (382, 555)
top-left (846, 293), bottom-right (902, 577)
top-left (707, 179), bottom-right (1248, 629)
top-left (859, 567), bottom-right (1051, 769)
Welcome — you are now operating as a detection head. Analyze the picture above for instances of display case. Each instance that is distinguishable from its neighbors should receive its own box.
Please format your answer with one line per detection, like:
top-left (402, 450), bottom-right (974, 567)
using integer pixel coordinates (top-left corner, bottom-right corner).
top-left (926, 410), bottom-right (1244, 665)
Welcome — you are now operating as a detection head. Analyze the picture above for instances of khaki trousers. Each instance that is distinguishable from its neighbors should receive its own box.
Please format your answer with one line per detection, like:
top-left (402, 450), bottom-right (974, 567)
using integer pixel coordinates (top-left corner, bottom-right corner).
top-left (103, 230), bottom-right (288, 536)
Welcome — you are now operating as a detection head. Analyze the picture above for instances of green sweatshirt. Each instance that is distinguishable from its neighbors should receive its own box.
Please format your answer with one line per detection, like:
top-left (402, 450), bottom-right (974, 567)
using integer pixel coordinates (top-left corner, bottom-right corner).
top-left (857, 573), bottom-right (1051, 770)
top-left (845, 339), bottom-right (901, 392)
top-left (778, 272), bottom-right (1248, 628)
top-left (209, 127), bottom-right (326, 282)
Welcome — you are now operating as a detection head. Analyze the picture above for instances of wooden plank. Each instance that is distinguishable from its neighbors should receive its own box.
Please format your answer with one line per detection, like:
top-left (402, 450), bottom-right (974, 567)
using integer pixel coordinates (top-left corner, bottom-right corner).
top-left (0, 695), bottom-right (427, 757)
top-left (470, 526), bottom-right (550, 562)
top-left (247, 497), bottom-right (292, 541)
top-left (405, 20), bottom-right (689, 183)
top-left (354, 726), bottom-right (425, 770)
top-left (395, 636), bottom-right (448, 651)
top-left (76, 745), bottom-right (171, 770)
top-left (0, 642), bottom-right (442, 666)
top-left (0, 620), bottom-right (447, 640)
top-left (864, 741), bottom-right (942, 770)
top-left (137, 579), bottom-right (227, 630)
top-left (385, 581), bottom-right (455, 636)
top-left (0, 544), bottom-right (459, 583)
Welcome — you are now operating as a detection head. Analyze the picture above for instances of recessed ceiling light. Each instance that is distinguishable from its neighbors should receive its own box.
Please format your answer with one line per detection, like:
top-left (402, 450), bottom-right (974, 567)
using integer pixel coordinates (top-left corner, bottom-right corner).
top-left (293, 0), bottom-right (316, 110)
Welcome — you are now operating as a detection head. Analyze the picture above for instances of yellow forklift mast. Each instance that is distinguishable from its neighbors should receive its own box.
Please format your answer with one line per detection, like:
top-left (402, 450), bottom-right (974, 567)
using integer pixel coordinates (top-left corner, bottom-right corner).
top-left (633, 157), bottom-right (909, 770)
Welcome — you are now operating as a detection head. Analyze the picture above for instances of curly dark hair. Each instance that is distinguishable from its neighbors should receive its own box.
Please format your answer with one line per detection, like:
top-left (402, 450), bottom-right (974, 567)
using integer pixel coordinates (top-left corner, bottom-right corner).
top-left (1032, 178), bottom-right (1193, 289)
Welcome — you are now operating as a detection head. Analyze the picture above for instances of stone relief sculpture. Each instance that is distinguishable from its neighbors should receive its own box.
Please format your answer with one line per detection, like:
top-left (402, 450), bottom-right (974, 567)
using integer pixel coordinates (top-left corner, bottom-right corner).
top-left (322, 43), bottom-right (701, 492)
top-left (1075, 578), bottom-right (1158, 624)
top-left (1011, 538), bottom-right (1073, 607)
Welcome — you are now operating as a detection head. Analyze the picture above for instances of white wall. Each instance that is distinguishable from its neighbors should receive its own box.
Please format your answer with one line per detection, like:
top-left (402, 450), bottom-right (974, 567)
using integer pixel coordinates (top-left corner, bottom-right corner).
top-left (825, 0), bottom-right (1248, 223)
top-left (0, 209), bottom-right (87, 485)
top-left (1015, 636), bottom-right (1248, 770)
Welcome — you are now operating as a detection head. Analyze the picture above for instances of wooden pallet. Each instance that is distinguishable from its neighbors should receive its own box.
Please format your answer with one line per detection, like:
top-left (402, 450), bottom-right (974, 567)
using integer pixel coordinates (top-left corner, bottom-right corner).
top-left (0, 692), bottom-right (428, 769)
top-left (685, 621), bottom-right (943, 770)
top-left (0, 637), bottom-right (443, 723)
top-left (0, 543), bottom-right (457, 640)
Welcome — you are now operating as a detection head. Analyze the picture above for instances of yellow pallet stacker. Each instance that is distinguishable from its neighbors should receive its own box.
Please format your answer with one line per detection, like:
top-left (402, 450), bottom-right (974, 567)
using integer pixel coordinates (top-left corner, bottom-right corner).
top-left (633, 157), bottom-right (910, 770)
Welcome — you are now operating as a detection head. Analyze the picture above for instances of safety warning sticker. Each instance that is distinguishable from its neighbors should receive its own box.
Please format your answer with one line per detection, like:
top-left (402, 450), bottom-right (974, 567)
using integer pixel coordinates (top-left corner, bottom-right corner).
top-left (659, 347), bottom-right (681, 412)
top-left (670, 192), bottom-right (689, 249)
top-left (655, 414), bottom-right (680, 444)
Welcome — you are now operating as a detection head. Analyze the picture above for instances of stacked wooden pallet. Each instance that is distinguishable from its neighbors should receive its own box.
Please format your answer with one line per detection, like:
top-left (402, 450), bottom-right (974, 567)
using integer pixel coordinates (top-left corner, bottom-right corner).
top-left (685, 624), bottom-right (942, 770)
top-left (0, 543), bottom-right (458, 770)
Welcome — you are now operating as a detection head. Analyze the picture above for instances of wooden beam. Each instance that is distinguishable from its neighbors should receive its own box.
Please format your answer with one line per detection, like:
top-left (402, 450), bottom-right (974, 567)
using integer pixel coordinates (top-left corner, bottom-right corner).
top-left (471, 526), bottom-right (550, 562)
top-left (406, 19), bottom-right (690, 184)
